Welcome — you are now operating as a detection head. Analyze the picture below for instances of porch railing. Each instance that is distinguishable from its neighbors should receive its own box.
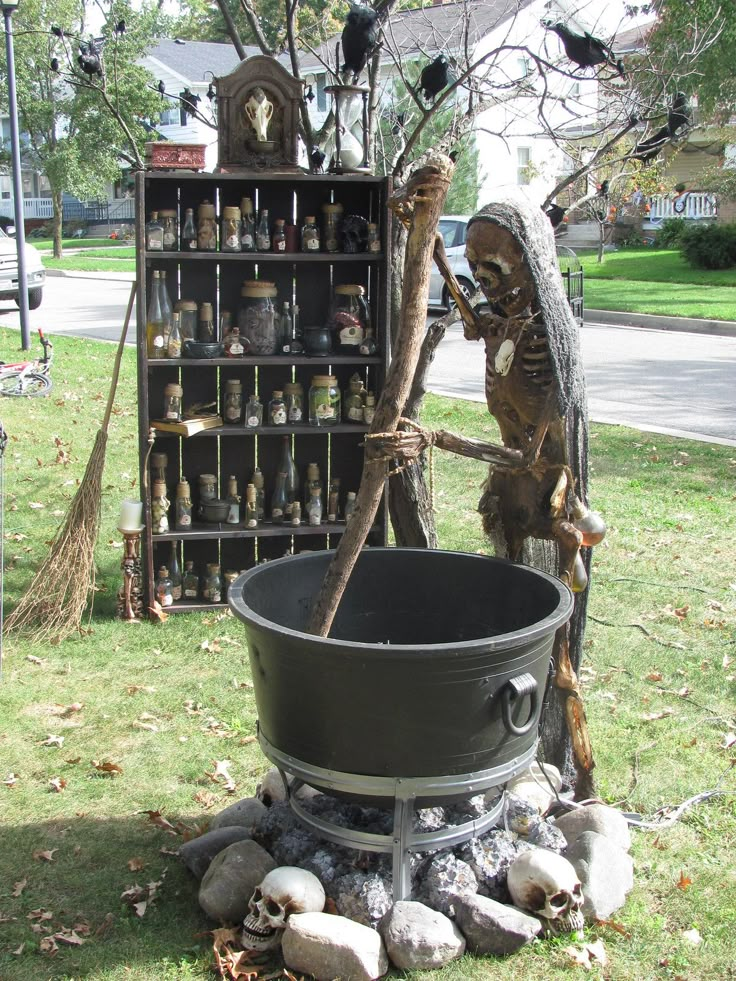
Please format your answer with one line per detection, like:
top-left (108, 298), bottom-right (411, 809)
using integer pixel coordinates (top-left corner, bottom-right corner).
top-left (0, 197), bottom-right (135, 222)
top-left (649, 192), bottom-right (717, 222)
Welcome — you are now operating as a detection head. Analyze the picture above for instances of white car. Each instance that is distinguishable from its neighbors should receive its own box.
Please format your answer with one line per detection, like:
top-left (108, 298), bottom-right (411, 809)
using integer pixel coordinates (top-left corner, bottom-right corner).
top-left (427, 215), bottom-right (475, 310)
top-left (0, 226), bottom-right (45, 310)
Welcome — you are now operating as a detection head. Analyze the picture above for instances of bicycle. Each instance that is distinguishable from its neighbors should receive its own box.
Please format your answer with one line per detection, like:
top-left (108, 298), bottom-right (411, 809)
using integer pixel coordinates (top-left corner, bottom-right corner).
top-left (0, 329), bottom-right (53, 396)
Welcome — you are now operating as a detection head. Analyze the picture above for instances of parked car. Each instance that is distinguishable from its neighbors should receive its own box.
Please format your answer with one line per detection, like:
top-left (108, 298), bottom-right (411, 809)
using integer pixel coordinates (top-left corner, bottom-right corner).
top-left (0, 226), bottom-right (45, 310)
top-left (428, 216), bottom-right (583, 325)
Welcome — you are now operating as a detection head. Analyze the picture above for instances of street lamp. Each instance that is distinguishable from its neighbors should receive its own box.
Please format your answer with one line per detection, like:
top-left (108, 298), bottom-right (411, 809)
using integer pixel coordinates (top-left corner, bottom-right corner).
top-left (1, 0), bottom-right (31, 350)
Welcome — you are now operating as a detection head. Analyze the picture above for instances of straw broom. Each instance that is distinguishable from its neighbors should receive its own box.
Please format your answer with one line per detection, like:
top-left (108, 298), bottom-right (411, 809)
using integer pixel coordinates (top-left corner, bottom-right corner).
top-left (5, 283), bottom-right (137, 642)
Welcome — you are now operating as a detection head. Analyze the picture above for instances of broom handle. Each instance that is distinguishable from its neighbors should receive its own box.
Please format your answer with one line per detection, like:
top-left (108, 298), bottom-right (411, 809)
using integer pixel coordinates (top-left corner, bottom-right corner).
top-left (101, 282), bottom-right (137, 435)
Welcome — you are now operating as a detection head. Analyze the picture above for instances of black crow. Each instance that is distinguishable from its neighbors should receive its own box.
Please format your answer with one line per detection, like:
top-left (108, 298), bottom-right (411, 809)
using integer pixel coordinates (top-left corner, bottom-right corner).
top-left (179, 88), bottom-right (201, 118)
top-left (305, 83), bottom-right (315, 102)
top-left (157, 79), bottom-right (166, 99)
top-left (341, 4), bottom-right (379, 80)
top-left (545, 20), bottom-right (624, 76)
top-left (596, 180), bottom-right (609, 196)
top-left (50, 57), bottom-right (60, 73)
top-left (631, 126), bottom-right (669, 164)
top-left (668, 91), bottom-right (690, 136)
top-left (389, 109), bottom-right (409, 136)
top-left (77, 39), bottom-right (102, 78)
top-left (51, 26), bottom-right (64, 38)
top-left (545, 204), bottom-right (566, 229)
top-left (310, 146), bottom-right (326, 173)
top-left (419, 55), bottom-right (452, 102)
top-left (115, 19), bottom-right (126, 35)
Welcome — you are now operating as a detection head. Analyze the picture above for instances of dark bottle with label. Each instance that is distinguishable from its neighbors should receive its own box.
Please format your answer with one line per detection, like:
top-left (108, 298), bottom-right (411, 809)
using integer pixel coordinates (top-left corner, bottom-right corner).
top-left (182, 560), bottom-right (199, 600)
top-left (270, 471), bottom-right (288, 524)
top-left (168, 541), bottom-right (182, 601)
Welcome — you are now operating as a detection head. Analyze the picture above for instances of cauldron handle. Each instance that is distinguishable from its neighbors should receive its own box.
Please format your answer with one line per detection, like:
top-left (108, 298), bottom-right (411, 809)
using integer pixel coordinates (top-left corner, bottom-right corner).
top-left (501, 672), bottom-right (538, 736)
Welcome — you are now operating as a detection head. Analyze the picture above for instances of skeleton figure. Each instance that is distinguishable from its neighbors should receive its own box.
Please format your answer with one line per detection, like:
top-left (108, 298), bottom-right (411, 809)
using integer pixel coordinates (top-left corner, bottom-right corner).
top-left (242, 867), bottom-right (325, 951)
top-left (507, 848), bottom-right (584, 936)
top-left (244, 87), bottom-right (274, 142)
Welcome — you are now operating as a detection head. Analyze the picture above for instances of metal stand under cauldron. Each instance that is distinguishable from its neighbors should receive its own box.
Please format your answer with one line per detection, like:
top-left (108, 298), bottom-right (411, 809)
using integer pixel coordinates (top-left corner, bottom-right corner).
top-left (261, 731), bottom-right (538, 902)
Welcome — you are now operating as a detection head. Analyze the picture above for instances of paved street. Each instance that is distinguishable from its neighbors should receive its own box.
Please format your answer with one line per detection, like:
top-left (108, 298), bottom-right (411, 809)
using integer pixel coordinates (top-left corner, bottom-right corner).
top-left (1, 273), bottom-right (734, 445)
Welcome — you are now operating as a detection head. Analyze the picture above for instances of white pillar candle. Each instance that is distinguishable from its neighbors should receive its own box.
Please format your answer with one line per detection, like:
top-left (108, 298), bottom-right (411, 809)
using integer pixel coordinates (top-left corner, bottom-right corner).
top-left (119, 499), bottom-right (143, 532)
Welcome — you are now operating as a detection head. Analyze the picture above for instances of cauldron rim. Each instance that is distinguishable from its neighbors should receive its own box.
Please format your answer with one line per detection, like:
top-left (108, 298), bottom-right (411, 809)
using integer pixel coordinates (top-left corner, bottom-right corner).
top-left (228, 547), bottom-right (573, 654)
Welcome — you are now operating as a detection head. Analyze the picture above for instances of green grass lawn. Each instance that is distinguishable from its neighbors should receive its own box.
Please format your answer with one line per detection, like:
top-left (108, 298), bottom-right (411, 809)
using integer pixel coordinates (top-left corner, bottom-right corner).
top-left (584, 278), bottom-right (736, 320)
top-left (32, 238), bottom-right (131, 251)
top-left (579, 248), bottom-right (736, 287)
top-left (42, 256), bottom-right (136, 273)
top-left (1, 328), bottom-right (735, 979)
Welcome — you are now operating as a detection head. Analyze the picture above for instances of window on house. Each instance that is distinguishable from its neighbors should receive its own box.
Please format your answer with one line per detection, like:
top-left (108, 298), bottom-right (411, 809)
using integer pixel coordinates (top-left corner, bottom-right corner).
top-left (517, 147), bottom-right (531, 185)
top-left (316, 74), bottom-right (329, 113)
top-left (517, 57), bottom-right (531, 78)
top-left (159, 98), bottom-right (179, 127)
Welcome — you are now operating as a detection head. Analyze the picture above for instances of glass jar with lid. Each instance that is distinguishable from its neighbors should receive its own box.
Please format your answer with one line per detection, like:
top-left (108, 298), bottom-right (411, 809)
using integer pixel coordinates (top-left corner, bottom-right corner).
top-left (283, 381), bottom-right (304, 423)
top-left (329, 285), bottom-right (369, 351)
top-left (163, 382), bottom-right (183, 421)
top-left (197, 200), bottom-right (217, 251)
top-left (151, 479), bottom-right (170, 534)
top-left (203, 563), bottom-right (223, 603)
top-left (224, 326), bottom-right (246, 357)
top-left (175, 479), bottom-right (193, 529)
top-left (308, 374), bottom-right (340, 427)
top-left (268, 390), bottom-right (287, 425)
top-left (150, 451), bottom-right (168, 486)
top-left (343, 372), bottom-right (366, 423)
top-left (301, 216), bottom-right (320, 252)
top-left (245, 394), bottom-right (263, 428)
top-left (174, 300), bottom-right (198, 342)
top-left (238, 281), bottom-right (279, 355)
top-left (198, 302), bottom-right (216, 343)
top-left (223, 379), bottom-right (243, 424)
top-left (221, 206), bottom-right (241, 252)
top-left (198, 473), bottom-right (217, 518)
top-left (158, 209), bottom-right (178, 251)
top-left (322, 203), bottom-right (343, 253)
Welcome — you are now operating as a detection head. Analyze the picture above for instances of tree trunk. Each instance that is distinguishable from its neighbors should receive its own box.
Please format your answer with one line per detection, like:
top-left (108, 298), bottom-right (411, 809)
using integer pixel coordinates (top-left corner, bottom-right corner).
top-left (52, 190), bottom-right (63, 259)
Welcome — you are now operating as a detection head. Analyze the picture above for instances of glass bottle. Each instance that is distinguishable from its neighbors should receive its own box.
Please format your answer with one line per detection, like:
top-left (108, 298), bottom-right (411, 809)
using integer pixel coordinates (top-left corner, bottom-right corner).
top-left (182, 560), bottom-right (199, 600)
top-left (290, 303), bottom-right (304, 354)
top-left (146, 270), bottom-right (166, 359)
top-left (167, 311), bottom-right (182, 358)
top-left (224, 570), bottom-right (238, 596)
top-left (163, 382), bottom-right (183, 421)
top-left (145, 211), bottom-right (164, 251)
top-left (290, 500), bottom-right (302, 527)
top-left (284, 382), bottom-right (304, 423)
top-left (322, 203), bottom-right (343, 253)
top-left (303, 461), bottom-right (321, 510)
top-left (245, 393), bottom-right (263, 428)
top-left (150, 451), bottom-right (168, 486)
top-left (269, 390), bottom-right (287, 426)
top-left (159, 270), bottom-right (173, 345)
top-left (220, 309), bottom-right (233, 343)
top-left (273, 218), bottom-right (286, 253)
top-left (301, 215), bottom-right (320, 252)
top-left (203, 563), bottom-right (223, 603)
top-left (327, 476), bottom-right (341, 523)
top-left (363, 391), bottom-right (376, 425)
top-left (238, 281), bottom-right (279, 354)
top-left (175, 479), bottom-right (193, 530)
top-left (330, 284), bottom-right (368, 351)
top-left (155, 565), bottom-right (173, 607)
top-left (224, 326), bottom-right (246, 357)
top-left (224, 379), bottom-right (243, 424)
top-left (198, 473), bottom-right (217, 519)
top-left (344, 490), bottom-right (357, 523)
top-left (251, 467), bottom-right (265, 519)
top-left (168, 541), bottom-right (182, 601)
top-left (181, 207), bottom-right (197, 251)
top-left (306, 485), bottom-right (323, 527)
top-left (245, 483), bottom-right (258, 528)
top-left (280, 301), bottom-right (291, 353)
top-left (359, 327), bottom-right (377, 356)
top-left (226, 474), bottom-right (241, 524)
top-left (198, 302), bottom-right (215, 343)
top-left (279, 436), bottom-right (299, 518)
top-left (367, 221), bottom-right (380, 253)
top-left (344, 372), bottom-right (367, 423)
top-left (197, 200), bottom-right (217, 251)
top-left (151, 479), bottom-right (170, 534)
top-left (221, 205), bottom-right (241, 252)
top-left (256, 208), bottom-right (271, 251)
top-left (175, 300), bottom-right (198, 342)
top-left (270, 471), bottom-right (288, 524)
top-left (308, 374), bottom-right (340, 427)
top-left (240, 197), bottom-right (256, 251)
top-left (159, 209), bottom-right (178, 251)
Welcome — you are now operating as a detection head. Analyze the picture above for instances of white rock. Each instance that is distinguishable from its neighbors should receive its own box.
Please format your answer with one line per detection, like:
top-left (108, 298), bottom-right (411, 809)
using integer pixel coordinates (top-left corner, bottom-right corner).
top-left (454, 894), bottom-right (542, 955)
top-left (381, 901), bottom-right (465, 970)
top-left (256, 767), bottom-right (321, 805)
top-left (282, 912), bottom-right (388, 981)
top-left (554, 803), bottom-right (632, 852)
top-left (506, 762), bottom-right (562, 814)
top-left (565, 831), bottom-right (634, 919)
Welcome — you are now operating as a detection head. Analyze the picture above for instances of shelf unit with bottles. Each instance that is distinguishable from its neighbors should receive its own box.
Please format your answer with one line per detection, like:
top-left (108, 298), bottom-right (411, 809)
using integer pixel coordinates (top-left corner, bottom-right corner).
top-left (135, 170), bottom-right (392, 612)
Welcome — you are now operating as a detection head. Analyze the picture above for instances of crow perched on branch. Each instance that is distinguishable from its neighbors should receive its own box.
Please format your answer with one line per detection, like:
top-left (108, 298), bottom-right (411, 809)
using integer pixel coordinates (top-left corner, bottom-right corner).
top-left (50, 57), bottom-right (60, 73)
top-left (114, 19), bottom-right (126, 36)
top-left (419, 55), bottom-right (452, 102)
top-left (157, 79), bottom-right (166, 99)
top-left (668, 91), bottom-right (690, 135)
top-left (596, 180), bottom-right (609, 196)
top-left (179, 88), bottom-right (201, 118)
top-left (632, 92), bottom-right (690, 164)
top-left (51, 25), bottom-right (64, 38)
top-left (340, 4), bottom-right (380, 80)
top-left (631, 126), bottom-right (669, 163)
top-left (545, 203), bottom-right (567, 229)
top-left (77, 38), bottom-right (103, 78)
top-left (544, 20), bottom-right (624, 76)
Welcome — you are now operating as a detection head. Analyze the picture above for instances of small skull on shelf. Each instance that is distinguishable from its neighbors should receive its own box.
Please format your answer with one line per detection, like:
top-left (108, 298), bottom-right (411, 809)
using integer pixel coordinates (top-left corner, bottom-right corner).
top-left (242, 866), bottom-right (325, 950)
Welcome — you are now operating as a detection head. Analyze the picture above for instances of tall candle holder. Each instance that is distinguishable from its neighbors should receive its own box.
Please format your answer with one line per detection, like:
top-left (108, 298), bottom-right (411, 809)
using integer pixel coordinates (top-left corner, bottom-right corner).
top-left (117, 500), bottom-right (145, 621)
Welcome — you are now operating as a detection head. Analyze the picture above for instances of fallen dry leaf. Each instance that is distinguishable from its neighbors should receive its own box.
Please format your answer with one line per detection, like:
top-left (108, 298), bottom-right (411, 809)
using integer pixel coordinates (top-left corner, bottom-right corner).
top-left (33, 849), bottom-right (57, 862)
top-left (239, 735), bottom-right (257, 745)
top-left (12, 943), bottom-right (25, 956)
top-left (127, 857), bottom-right (145, 872)
top-left (65, 757), bottom-right (82, 765)
top-left (4, 772), bottom-right (18, 788)
top-left (126, 685), bottom-right (157, 695)
top-left (39, 935), bottom-right (59, 955)
top-left (27, 908), bottom-right (53, 922)
top-left (193, 790), bottom-right (219, 809)
top-left (676, 870), bottom-right (692, 891)
top-left (60, 702), bottom-right (84, 717)
top-left (12, 878), bottom-right (27, 897)
top-left (53, 928), bottom-right (85, 947)
top-left (642, 708), bottom-right (675, 721)
top-left (595, 917), bottom-right (631, 937)
top-left (25, 655), bottom-right (44, 666)
top-left (94, 913), bottom-right (115, 937)
top-left (720, 732), bottom-right (736, 750)
top-left (49, 777), bottom-right (67, 793)
top-left (140, 809), bottom-right (179, 835)
top-left (41, 735), bottom-right (64, 748)
top-left (29, 502), bottom-right (45, 509)
top-left (207, 759), bottom-right (236, 793)
top-left (91, 759), bottom-right (123, 777)
top-left (646, 671), bottom-right (664, 682)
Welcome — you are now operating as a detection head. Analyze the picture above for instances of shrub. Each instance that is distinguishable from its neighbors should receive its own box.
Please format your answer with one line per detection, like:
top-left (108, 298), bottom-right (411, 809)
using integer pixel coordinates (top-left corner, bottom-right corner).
top-left (679, 222), bottom-right (736, 269)
top-left (655, 217), bottom-right (686, 248)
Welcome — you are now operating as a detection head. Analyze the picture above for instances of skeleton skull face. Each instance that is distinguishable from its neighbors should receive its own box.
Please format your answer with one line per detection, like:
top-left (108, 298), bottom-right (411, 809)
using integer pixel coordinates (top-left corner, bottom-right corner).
top-left (465, 221), bottom-right (535, 316)
top-left (242, 867), bottom-right (325, 951)
top-left (507, 848), bottom-right (584, 936)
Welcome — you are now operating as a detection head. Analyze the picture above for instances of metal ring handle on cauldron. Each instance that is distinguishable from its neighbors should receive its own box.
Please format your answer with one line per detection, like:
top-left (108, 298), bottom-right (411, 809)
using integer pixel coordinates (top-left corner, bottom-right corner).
top-left (501, 672), bottom-right (539, 736)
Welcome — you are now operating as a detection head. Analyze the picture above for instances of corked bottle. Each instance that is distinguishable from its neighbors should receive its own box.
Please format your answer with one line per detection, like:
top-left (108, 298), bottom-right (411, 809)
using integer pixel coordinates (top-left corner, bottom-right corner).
top-left (175, 479), bottom-right (193, 530)
top-left (197, 200), bottom-right (217, 251)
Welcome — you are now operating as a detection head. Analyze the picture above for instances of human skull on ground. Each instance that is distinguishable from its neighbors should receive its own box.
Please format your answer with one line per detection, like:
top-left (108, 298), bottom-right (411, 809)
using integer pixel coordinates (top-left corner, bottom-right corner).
top-left (507, 848), bottom-right (584, 936)
top-left (242, 866), bottom-right (325, 950)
